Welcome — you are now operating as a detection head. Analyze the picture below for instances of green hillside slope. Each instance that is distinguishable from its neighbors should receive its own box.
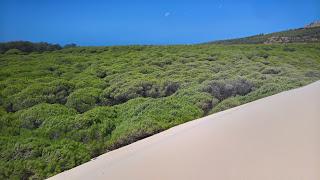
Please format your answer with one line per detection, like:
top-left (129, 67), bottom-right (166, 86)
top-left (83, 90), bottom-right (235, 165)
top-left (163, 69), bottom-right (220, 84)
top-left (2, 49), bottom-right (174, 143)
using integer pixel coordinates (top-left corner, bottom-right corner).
top-left (1, 43), bottom-right (320, 179)
top-left (208, 26), bottom-right (320, 44)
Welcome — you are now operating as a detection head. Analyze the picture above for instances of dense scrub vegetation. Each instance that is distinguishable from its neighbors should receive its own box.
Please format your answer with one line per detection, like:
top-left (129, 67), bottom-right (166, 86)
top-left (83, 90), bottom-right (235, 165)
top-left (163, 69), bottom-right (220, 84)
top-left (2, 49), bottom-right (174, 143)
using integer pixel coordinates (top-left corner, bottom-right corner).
top-left (209, 26), bottom-right (320, 44)
top-left (0, 41), bottom-right (77, 54)
top-left (1, 43), bottom-right (320, 179)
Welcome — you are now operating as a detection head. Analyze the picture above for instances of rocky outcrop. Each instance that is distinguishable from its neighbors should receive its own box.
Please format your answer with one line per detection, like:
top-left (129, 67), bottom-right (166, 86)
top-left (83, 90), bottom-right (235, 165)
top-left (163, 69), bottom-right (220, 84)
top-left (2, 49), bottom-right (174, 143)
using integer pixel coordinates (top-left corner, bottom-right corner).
top-left (264, 34), bottom-right (320, 44)
top-left (305, 21), bottom-right (320, 28)
top-left (264, 36), bottom-right (290, 44)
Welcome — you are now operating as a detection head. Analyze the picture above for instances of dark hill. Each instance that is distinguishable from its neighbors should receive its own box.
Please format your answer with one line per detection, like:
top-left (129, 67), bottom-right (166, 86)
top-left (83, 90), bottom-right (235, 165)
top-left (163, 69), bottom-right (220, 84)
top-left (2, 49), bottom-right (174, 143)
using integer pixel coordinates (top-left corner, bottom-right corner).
top-left (208, 26), bottom-right (320, 45)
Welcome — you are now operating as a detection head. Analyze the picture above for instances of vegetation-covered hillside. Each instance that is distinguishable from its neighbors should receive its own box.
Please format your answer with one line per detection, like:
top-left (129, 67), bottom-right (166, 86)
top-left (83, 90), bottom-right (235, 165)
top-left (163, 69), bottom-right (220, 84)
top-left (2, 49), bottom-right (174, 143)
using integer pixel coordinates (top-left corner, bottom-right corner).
top-left (1, 43), bottom-right (320, 179)
top-left (0, 41), bottom-right (77, 54)
top-left (209, 26), bottom-right (320, 44)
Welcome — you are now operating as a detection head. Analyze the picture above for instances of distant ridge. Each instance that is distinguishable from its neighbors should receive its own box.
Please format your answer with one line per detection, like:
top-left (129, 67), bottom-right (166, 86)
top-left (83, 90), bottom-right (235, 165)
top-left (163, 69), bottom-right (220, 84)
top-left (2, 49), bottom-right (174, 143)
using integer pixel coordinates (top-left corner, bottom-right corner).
top-left (305, 20), bottom-right (320, 28)
top-left (208, 22), bottom-right (320, 45)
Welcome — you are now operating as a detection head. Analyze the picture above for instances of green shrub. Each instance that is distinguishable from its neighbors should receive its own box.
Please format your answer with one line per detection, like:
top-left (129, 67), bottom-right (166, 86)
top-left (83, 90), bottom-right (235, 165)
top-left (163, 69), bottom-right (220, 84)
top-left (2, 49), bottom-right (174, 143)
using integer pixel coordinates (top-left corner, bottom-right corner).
top-left (1, 43), bottom-right (319, 179)
top-left (38, 115), bottom-right (76, 140)
top-left (163, 82), bottom-right (180, 96)
top-left (68, 106), bottom-right (117, 143)
top-left (283, 47), bottom-right (296, 52)
top-left (2, 83), bottom-right (31, 98)
top-left (107, 120), bottom-right (164, 150)
top-left (108, 97), bottom-right (202, 149)
top-left (262, 67), bottom-right (281, 74)
top-left (176, 88), bottom-right (218, 115)
top-left (4, 49), bottom-right (23, 55)
top-left (70, 74), bottom-right (107, 89)
top-left (203, 78), bottom-right (254, 101)
top-left (42, 140), bottom-right (90, 175)
top-left (6, 138), bottom-right (50, 161)
top-left (211, 97), bottom-right (241, 113)
top-left (305, 71), bottom-right (320, 78)
top-left (0, 41), bottom-right (61, 54)
top-left (19, 103), bottom-right (76, 129)
top-left (257, 51), bottom-right (269, 59)
top-left (101, 81), bottom-right (180, 105)
top-left (0, 155), bottom-right (48, 179)
top-left (150, 58), bottom-right (173, 67)
top-left (66, 87), bottom-right (102, 113)
top-left (238, 83), bottom-right (288, 103)
top-left (73, 106), bottom-right (117, 130)
top-left (0, 113), bottom-right (21, 136)
top-left (5, 80), bottom-right (73, 112)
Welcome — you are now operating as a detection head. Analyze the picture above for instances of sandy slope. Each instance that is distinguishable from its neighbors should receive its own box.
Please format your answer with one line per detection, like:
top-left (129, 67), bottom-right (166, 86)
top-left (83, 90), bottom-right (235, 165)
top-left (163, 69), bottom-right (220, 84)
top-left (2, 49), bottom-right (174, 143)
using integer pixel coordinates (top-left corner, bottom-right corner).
top-left (49, 81), bottom-right (320, 180)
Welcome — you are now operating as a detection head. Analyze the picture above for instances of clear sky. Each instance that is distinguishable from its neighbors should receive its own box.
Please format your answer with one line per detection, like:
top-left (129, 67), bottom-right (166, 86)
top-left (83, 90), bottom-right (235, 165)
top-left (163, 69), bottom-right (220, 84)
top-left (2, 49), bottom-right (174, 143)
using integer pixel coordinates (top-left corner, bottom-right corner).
top-left (0, 0), bottom-right (319, 46)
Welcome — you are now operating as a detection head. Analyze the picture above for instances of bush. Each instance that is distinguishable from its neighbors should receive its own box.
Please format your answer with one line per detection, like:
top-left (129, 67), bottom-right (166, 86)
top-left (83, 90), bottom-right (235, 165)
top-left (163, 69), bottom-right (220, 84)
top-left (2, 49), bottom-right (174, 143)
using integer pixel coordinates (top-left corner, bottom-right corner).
top-left (305, 71), bottom-right (320, 78)
top-left (257, 51), bottom-right (269, 59)
top-left (70, 74), bottom-right (107, 89)
top-left (5, 80), bottom-right (73, 112)
top-left (107, 120), bottom-right (164, 150)
top-left (206, 55), bottom-right (218, 61)
top-left (211, 97), bottom-right (241, 113)
top-left (19, 103), bottom-right (76, 129)
top-left (0, 41), bottom-right (62, 54)
top-left (150, 58), bottom-right (173, 67)
top-left (101, 81), bottom-right (180, 105)
top-left (1, 42), bottom-right (319, 179)
top-left (68, 106), bottom-right (117, 143)
top-left (137, 81), bottom-right (179, 98)
top-left (6, 138), bottom-right (50, 161)
top-left (4, 49), bottom-right (23, 55)
top-left (163, 82), bottom-right (180, 96)
top-left (66, 87), bottom-right (102, 113)
top-left (38, 115), bottom-right (76, 140)
top-left (42, 140), bottom-right (90, 175)
top-left (73, 106), bottom-right (117, 130)
top-left (283, 47), bottom-right (296, 52)
top-left (262, 67), bottom-right (281, 74)
top-left (0, 113), bottom-right (21, 136)
top-left (203, 78), bottom-right (254, 101)
top-left (1, 161), bottom-right (35, 180)
top-left (176, 88), bottom-right (218, 115)
top-left (238, 83), bottom-right (288, 103)
top-left (95, 68), bottom-right (107, 78)
top-left (108, 97), bottom-right (202, 149)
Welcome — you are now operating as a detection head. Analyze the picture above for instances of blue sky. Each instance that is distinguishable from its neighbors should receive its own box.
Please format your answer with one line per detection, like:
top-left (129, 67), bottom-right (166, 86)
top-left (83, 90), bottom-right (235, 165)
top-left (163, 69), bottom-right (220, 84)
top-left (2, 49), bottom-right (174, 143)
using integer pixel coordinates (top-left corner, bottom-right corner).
top-left (0, 0), bottom-right (319, 45)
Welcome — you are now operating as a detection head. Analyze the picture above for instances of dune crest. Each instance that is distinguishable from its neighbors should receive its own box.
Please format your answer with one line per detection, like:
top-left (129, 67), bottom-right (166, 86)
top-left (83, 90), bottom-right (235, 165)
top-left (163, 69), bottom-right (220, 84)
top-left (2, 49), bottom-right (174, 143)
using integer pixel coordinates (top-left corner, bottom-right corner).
top-left (49, 81), bottom-right (320, 180)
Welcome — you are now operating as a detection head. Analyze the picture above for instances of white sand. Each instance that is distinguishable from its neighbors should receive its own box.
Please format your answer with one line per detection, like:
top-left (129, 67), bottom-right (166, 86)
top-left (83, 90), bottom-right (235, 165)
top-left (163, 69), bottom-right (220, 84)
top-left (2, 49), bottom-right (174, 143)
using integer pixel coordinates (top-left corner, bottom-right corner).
top-left (49, 81), bottom-right (320, 180)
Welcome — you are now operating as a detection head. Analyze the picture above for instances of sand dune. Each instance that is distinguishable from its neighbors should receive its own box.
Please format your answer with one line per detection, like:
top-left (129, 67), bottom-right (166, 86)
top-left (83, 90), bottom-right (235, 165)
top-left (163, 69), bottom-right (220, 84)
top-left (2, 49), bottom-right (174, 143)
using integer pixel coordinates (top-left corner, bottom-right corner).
top-left (49, 81), bottom-right (320, 180)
